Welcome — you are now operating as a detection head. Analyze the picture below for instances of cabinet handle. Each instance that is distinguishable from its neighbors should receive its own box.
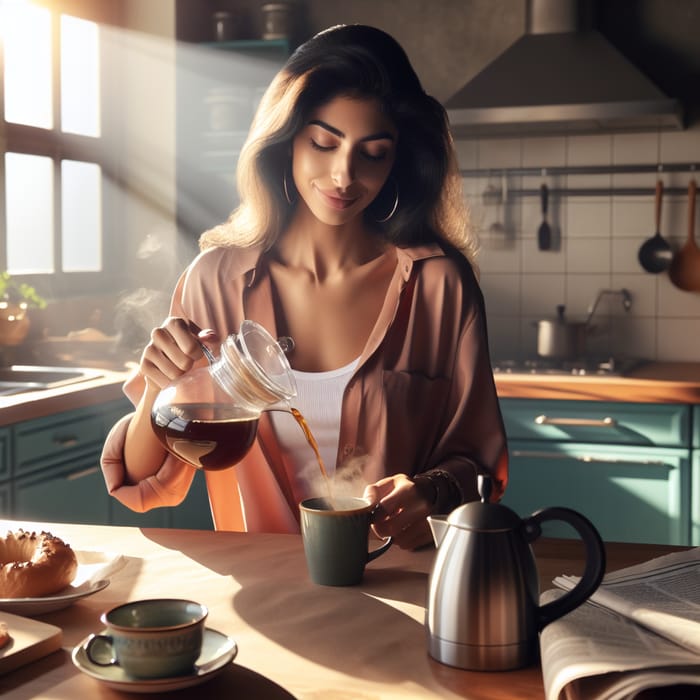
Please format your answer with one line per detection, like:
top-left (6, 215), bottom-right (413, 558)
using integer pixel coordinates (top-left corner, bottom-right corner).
top-left (66, 466), bottom-right (100, 481)
top-left (511, 449), bottom-right (670, 467)
top-left (534, 415), bottom-right (617, 428)
top-left (53, 435), bottom-right (79, 447)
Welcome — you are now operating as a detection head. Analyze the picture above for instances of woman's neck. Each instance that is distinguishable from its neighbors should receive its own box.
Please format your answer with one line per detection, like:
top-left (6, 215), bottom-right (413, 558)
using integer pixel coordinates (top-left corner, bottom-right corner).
top-left (276, 207), bottom-right (388, 282)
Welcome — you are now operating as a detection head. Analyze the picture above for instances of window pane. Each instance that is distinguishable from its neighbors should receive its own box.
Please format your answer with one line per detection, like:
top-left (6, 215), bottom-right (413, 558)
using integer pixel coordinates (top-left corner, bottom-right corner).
top-left (5, 153), bottom-right (54, 274)
top-left (62, 160), bottom-right (102, 271)
top-left (2, 3), bottom-right (53, 129)
top-left (61, 15), bottom-right (100, 137)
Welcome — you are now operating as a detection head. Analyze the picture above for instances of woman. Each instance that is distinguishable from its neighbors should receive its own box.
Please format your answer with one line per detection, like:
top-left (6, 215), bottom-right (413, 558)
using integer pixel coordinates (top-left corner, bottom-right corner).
top-left (101, 24), bottom-right (508, 550)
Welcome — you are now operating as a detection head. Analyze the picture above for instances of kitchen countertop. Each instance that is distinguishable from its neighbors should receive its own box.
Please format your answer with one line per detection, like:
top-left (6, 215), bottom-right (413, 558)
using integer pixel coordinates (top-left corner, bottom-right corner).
top-left (0, 367), bottom-right (132, 426)
top-left (0, 518), bottom-right (686, 699)
top-left (495, 362), bottom-right (700, 403)
top-left (0, 362), bottom-right (699, 428)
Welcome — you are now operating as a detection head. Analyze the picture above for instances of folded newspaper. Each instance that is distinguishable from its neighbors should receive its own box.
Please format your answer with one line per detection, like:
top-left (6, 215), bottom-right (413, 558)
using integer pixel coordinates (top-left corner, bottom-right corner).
top-left (540, 547), bottom-right (700, 700)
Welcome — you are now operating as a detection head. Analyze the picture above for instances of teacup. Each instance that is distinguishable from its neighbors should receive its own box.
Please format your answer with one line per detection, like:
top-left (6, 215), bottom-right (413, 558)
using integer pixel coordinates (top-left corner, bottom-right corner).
top-left (299, 496), bottom-right (392, 586)
top-left (85, 598), bottom-right (208, 678)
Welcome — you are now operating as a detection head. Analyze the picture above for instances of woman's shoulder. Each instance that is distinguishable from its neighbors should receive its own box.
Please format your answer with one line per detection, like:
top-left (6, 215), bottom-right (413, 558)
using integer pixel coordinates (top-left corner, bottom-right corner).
top-left (186, 244), bottom-right (264, 282)
top-left (399, 242), bottom-right (478, 286)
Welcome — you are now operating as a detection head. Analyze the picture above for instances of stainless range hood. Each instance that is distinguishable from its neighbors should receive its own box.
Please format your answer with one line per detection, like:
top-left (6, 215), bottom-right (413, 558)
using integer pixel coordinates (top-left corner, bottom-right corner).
top-left (445, 0), bottom-right (684, 137)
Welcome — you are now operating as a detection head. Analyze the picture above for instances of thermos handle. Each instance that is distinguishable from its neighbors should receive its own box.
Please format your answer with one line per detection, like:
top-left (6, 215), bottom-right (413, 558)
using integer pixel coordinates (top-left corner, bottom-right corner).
top-left (523, 506), bottom-right (606, 630)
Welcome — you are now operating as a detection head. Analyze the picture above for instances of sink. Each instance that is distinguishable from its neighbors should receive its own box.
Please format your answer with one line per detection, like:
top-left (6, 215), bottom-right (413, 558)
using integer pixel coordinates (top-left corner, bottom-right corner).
top-left (0, 365), bottom-right (104, 397)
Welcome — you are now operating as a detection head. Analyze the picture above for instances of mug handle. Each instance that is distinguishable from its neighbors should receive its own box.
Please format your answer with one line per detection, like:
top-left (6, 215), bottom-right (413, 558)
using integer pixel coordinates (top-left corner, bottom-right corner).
top-left (85, 633), bottom-right (118, 667)
top-left (367, 535), bottom-right (392, 563)
top-left (523, 506), bottom-right (606, 630)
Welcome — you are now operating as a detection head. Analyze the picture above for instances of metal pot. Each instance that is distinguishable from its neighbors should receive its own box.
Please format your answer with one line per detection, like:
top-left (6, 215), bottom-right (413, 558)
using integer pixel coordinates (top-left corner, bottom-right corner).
top-left (535, 305), bottom-right (589, 360)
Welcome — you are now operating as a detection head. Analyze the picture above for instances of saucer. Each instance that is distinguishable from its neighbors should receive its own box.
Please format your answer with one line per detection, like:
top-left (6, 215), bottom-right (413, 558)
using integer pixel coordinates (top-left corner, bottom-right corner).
top-left (0, 579), bottom-right (110, 615)
top-left (71, 627), bottom-right (238, 693)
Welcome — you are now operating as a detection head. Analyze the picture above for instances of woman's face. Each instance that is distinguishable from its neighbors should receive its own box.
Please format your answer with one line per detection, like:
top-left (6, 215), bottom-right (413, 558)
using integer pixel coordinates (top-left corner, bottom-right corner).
top-left (291, 95), bottom-right (398, 226)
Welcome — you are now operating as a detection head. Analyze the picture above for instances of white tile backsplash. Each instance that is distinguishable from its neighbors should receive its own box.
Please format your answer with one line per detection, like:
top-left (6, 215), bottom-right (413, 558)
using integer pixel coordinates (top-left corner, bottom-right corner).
top-left (567, 200), bottom-right (611, 238)
top-left (522, 137), bottom-right (567, 167)
top-left (566, 237), bottom-right (611, 274)
top-left (612, 132), bottom-right (660, 165)
top-left (463, 126), bottom-right (700, 363)
top-left (657, 319), bottom-right (700, 361)
top-left (567, 134), bottom-right (614, 166)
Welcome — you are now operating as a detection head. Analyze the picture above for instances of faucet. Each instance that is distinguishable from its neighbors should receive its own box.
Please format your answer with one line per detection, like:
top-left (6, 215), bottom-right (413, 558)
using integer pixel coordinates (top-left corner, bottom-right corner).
top-left (585, 288), bottom-right (632, 325)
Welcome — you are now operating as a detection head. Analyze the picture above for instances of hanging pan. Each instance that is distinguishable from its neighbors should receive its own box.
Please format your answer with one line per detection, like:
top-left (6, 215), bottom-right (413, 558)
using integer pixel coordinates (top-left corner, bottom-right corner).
top-left (638, 179), bottom-right (672, 273)
top-left (668, 178), bottom-right (700, 292)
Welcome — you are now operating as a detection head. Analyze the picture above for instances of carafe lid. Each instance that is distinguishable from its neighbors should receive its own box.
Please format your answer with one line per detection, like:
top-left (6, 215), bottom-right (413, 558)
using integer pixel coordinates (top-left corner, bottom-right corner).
top-left (238, 320), bottom-right (297, 397)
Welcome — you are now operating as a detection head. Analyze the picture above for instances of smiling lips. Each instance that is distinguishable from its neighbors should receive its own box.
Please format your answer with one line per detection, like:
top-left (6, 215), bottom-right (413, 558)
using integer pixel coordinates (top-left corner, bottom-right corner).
top-left (316, 186), bottom-right (359, 210)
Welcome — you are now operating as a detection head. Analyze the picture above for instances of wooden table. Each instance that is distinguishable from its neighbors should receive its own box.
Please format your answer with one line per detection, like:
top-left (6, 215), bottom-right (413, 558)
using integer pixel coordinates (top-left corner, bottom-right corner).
top-left (0, 519), bottom-right (684, 699)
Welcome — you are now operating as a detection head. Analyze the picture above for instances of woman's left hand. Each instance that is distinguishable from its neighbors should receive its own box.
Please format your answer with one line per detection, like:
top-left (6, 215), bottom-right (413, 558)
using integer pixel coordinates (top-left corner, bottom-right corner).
top-left (363, 474), bottom-right (434, 550)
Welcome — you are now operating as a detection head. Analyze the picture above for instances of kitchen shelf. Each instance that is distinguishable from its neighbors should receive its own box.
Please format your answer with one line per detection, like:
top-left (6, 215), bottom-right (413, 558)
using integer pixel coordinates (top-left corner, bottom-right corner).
top-left (199, 38), bottom-right (290, 53)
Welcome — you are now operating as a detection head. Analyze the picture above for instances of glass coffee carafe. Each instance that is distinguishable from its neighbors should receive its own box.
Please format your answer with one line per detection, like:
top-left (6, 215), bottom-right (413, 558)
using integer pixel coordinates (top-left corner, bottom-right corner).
top-left (151, 320), bottom-right (297, 471)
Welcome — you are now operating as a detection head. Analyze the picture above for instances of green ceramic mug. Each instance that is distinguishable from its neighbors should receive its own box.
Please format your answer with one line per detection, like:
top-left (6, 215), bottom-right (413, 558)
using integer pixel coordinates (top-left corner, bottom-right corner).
top-left (299, 496), bottom-right (393, 586)
top-left (85, 598), bottom-right (207, 678)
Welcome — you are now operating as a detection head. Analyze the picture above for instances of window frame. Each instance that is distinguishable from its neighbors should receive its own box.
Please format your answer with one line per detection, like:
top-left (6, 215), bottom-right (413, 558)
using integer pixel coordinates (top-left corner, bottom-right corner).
top-left (0, 1), bottom-right (126, 299)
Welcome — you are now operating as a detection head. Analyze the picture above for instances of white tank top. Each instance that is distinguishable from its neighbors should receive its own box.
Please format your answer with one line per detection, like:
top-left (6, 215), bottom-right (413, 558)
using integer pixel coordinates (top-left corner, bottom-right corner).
top-left (269, 357), bottom-right (359, 498)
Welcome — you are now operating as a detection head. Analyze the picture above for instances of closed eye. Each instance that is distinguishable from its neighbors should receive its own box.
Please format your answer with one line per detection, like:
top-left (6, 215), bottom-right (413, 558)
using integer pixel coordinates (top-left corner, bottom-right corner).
top-left (310, 138), bottom-right (334, 152)
top-left (362, 151), bottom-right (388, 162)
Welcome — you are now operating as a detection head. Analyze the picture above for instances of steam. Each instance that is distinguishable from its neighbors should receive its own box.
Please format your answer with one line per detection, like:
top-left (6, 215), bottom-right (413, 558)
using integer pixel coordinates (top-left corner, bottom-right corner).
top-left (113, 287), bottom-right (170, 358)
top-left (299, 454), bottom-right (370, 501)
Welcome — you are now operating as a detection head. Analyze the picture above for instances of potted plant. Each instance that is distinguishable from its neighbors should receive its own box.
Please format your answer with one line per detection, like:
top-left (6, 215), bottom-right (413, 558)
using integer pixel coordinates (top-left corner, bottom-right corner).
top-left (0, 271), bottom-right (47, 346)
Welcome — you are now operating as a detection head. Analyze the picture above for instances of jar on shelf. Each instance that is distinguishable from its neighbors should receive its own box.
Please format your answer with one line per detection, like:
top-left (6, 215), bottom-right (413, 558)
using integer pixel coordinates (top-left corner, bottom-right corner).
top-left (261, 3), bottom-right (292, 40)
top-left (212, 10), bottom-right (235, 42)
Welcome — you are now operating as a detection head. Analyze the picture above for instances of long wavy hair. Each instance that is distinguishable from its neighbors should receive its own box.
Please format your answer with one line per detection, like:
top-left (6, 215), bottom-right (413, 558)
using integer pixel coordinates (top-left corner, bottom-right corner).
top-left (199, 24), bottom-right (476, 264)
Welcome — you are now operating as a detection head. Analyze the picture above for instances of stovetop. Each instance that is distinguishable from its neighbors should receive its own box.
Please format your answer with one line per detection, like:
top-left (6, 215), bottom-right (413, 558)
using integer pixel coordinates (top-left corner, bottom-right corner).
top-left (492, 357), bottom-right (644, 377)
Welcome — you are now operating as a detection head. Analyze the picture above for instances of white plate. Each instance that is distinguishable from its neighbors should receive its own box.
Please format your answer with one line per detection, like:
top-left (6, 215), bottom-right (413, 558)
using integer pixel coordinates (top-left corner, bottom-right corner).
top-left (0, 579), bottom-right (110, 615)
top-left (71, 627), bottom-right (238, 693)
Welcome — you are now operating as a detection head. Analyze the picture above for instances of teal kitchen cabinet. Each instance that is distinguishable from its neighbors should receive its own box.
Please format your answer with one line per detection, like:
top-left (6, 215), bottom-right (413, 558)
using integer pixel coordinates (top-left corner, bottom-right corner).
top-left (0, 426), bottom-right (11, 516)
top-left (175, 36), bottom-right (289, 259)
top-left (10, 400), bottom-right (130, 525)
top-left (14, 455), bottom-right (110, 524)
top-left (5, 399), bottom-right (213, 530)
top-left (692, 405), bottom-right (700, 545)
top-left (499, 398), bottom-right (692, 545)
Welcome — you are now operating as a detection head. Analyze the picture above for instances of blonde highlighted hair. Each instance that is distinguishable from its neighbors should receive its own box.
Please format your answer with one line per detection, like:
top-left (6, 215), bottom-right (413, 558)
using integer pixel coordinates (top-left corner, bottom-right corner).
top-left (200, 25), bottom-right (477, 266)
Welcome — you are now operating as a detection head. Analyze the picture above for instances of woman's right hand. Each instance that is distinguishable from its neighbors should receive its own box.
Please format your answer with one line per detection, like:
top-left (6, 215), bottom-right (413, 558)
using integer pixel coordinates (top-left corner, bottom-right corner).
top-left (139, 317), bottom-right (218, 390)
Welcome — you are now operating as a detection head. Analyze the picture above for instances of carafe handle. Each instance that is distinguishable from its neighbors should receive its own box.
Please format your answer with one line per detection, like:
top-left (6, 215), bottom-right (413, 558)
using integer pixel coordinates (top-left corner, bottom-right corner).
top-left (523, 506), bottom-right (606, 630)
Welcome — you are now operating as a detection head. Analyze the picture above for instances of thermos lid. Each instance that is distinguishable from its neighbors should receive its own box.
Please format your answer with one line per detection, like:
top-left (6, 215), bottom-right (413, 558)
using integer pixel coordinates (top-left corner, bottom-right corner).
top-left (447, 500), bottom-right (522, 532)
top-left (446, 475), bottom-right (522, 532)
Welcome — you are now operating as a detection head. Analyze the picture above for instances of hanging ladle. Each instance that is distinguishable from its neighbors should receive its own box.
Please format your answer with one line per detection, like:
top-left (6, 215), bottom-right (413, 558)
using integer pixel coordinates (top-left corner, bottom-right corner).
top-left (668, 178), bottom-right (700, 292)
top-left (638, 179), bottom-right (672, 273)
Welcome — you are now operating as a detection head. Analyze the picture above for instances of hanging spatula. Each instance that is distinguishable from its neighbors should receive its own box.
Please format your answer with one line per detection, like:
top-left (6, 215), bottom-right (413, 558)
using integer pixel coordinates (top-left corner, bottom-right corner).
top-left (538, 183), bottom-right (552, 251)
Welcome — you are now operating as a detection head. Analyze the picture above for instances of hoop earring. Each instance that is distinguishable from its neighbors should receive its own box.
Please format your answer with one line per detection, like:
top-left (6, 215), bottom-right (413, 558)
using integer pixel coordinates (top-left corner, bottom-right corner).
top-left (283, 170), bottom-right (297, 205)
top-left (375, 178), bottom-right (399, 223)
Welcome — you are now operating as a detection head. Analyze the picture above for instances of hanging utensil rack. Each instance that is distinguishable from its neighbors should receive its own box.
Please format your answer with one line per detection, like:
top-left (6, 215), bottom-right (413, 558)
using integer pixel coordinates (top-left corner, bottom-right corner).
top-left (461, 162), bottom-right (698, 198)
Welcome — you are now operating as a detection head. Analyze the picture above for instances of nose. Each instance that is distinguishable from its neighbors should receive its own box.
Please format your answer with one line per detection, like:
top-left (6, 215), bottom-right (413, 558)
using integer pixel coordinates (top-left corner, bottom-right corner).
top-left (331, 151), bottom-right (354, 189)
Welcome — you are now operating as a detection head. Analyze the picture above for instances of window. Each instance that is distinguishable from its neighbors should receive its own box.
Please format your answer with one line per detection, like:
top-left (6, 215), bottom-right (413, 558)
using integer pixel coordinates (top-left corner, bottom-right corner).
top-left (1, 0), bottom-right (122, 297)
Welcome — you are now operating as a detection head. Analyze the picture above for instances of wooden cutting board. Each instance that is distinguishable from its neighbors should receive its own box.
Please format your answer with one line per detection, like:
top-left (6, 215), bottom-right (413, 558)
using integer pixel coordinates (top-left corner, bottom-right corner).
top-left (0, 611), bottom-right (62, 675)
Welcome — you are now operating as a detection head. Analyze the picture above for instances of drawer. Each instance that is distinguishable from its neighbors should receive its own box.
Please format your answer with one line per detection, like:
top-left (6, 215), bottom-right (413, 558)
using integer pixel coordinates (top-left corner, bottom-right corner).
top-left (499, 398), bottom-right (690, 447)
top-left (693, 450), bottom-right (700, 545)
top-left (0, 426), bottom-right (10, 482)
top-left (101, 398), bottom-right (133, 432)
top-left (14, 407), bottom-right (106, 476)
top-left (503, 440), bottom-right (691, 545)
top-left (0, 482), bottom-right (10, 517)
top-left (14, 456), bottom-right (110, 524)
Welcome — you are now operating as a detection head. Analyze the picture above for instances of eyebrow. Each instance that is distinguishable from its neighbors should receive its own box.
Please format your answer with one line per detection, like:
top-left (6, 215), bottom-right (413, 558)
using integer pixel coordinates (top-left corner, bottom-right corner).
top-left (308, 119), bottom-right (395, 143)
